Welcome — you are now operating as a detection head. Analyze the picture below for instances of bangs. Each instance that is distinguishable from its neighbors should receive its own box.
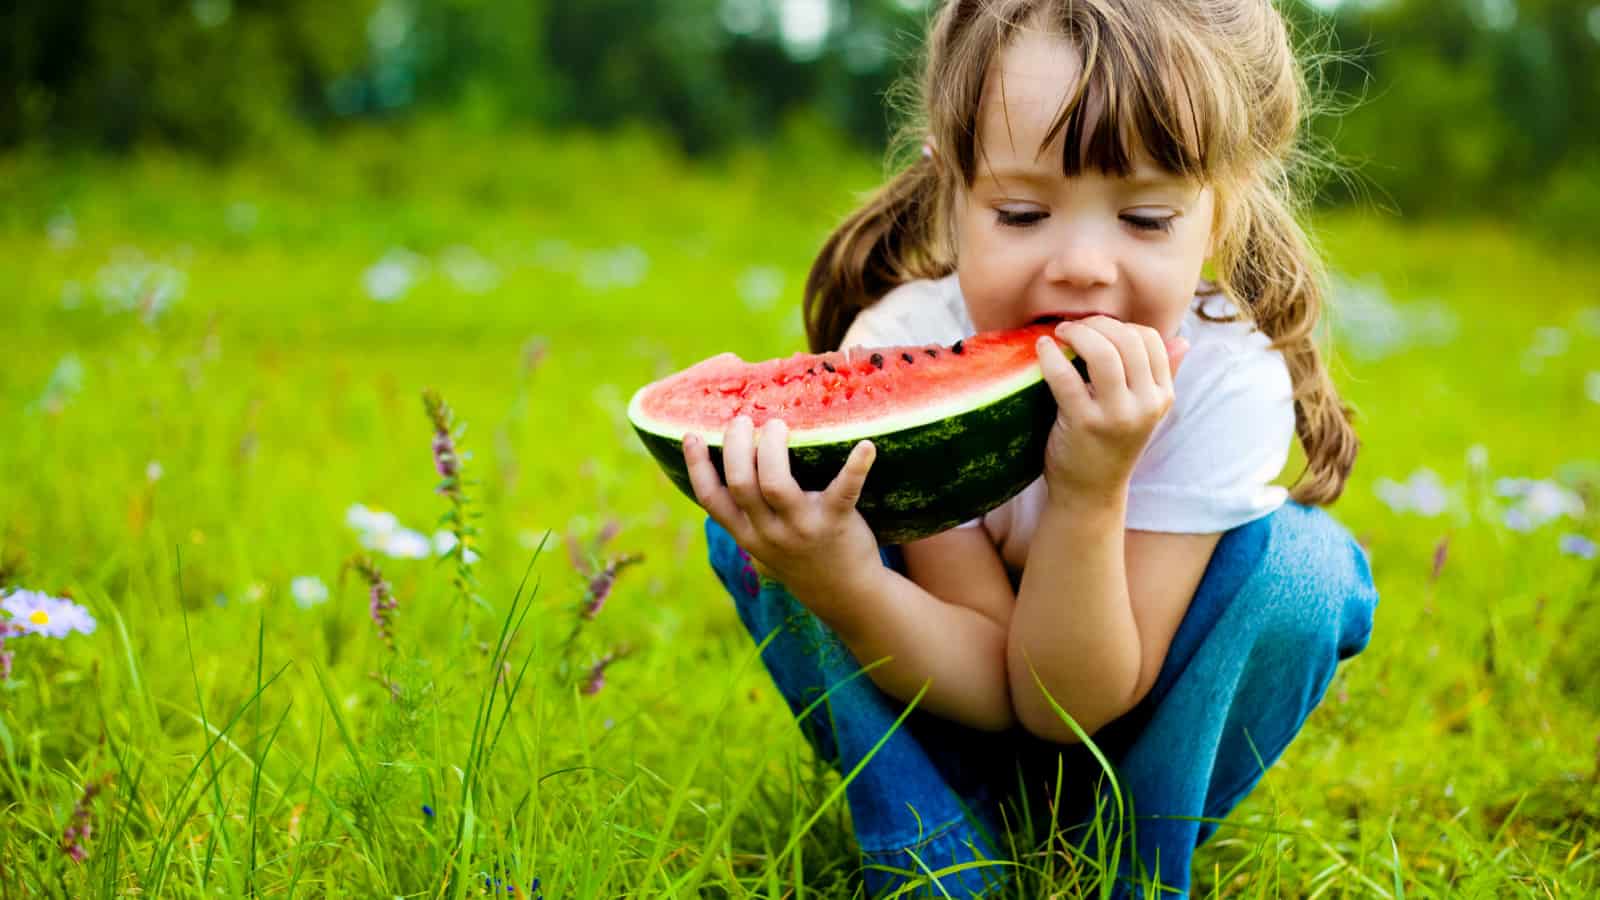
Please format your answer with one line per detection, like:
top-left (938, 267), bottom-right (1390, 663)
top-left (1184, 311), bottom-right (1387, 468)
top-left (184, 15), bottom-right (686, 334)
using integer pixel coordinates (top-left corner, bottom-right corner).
top-left (945, 2), bottom-right (1245, 184)
top-left (1042, 17), bottom-right (1222, 179)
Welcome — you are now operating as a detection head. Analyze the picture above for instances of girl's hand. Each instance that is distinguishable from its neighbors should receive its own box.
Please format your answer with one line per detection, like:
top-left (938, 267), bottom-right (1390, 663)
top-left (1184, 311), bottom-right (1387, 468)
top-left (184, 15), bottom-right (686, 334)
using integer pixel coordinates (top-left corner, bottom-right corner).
top-left (1035, 317), bottom-right (1189, 502)
top-left (683, 416), bottom-right (883, 607)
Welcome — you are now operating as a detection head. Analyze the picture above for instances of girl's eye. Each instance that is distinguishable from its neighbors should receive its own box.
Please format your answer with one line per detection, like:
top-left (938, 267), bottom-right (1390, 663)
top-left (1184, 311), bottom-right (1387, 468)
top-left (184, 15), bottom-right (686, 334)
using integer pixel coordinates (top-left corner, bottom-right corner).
top-left (1122, 213), bottom-right (1175, 233)
top-left (995, 209), bottom-right (1047, 228)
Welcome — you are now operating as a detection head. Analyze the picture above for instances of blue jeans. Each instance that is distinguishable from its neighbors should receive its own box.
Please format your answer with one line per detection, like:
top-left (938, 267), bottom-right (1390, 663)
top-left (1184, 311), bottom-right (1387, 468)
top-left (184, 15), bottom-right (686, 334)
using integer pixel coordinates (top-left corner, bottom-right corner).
top-left (704, 502), bottom-right (1377, 898)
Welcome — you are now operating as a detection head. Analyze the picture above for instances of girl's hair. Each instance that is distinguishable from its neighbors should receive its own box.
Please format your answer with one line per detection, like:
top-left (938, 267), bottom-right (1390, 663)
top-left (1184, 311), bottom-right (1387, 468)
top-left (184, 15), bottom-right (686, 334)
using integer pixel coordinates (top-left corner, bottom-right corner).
top-left (803, 0), bottom-right (1357, 505)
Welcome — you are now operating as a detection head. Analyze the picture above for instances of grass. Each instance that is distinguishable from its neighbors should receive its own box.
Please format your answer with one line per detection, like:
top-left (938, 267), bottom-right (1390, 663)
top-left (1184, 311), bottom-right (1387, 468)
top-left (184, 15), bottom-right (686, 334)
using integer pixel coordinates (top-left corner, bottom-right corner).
top-left (0, 119), bottom-right (1597, 897)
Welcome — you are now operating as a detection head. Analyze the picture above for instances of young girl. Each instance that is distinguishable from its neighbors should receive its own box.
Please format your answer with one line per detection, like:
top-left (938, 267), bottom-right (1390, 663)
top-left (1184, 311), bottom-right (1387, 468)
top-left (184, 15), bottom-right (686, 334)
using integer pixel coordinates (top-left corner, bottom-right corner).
top-left (683, 1), bottom-right (1377, 895)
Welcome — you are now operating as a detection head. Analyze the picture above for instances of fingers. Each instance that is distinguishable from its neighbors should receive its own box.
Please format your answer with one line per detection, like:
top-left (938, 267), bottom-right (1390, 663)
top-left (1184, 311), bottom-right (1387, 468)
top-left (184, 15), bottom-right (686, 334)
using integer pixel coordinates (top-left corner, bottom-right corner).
top-left (823, 440), bottom-right (876, 513)
top-left (682, 432), bottom-right (751, 538)
top-left (1037, 334), bottom-right (1091, 413)
top-left (720, 416), bottom-right (779, 530)
top-left (755, 419), bottom-right (807, 515)
top-left (1078, 317), bottom-right (1153, 390)
top-left (1137, 326), bottom-right (1173, 391)
top-left (1055, 320), bottom-right (1125, 397)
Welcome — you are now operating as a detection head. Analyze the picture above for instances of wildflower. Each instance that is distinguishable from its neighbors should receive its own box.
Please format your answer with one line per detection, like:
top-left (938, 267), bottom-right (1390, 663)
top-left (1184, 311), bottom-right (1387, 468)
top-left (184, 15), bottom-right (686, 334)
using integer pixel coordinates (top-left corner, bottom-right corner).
top-left (1430, 535), bottom-right (1449, 582)
top-left (422, 804), bottom-right (435, 819)
top-left (1, 589), bottom-right (96, 638)
top-left (1561, 534), bottom-right (1598, 560)
top-left (582, 554), bottom-right (643, 620)
top-left (423, 391), bottom-right (462, 496)
top-left (581, 644), bottom-right (633, 696)
top-left (1466, 445), bottom-right (1489, 472)
top-left (1374, 469), bottom-right (1449, 517)
top-left (1498, 478), bottom-right (1585, 529)
top-left (61, 777), bottom-right (108, 863)
top-left (290, 576), bottom-right (329, 609)
top-left (0, 620), bottom-right (14, 680)
top-left (348, 556), bottom-right (398, 647)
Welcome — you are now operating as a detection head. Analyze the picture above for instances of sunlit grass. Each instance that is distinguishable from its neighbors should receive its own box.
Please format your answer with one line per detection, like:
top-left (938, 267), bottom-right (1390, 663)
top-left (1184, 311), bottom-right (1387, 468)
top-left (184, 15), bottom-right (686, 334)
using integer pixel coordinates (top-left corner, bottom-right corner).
top-left (0, 121), bottom-right (1596, 896)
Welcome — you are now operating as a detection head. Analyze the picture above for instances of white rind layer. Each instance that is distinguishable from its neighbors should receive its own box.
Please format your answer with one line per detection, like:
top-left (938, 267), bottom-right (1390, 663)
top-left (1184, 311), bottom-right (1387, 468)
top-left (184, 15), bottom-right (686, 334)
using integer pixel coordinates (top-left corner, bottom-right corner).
top-left (626, 360), bottom-right (1045, 447)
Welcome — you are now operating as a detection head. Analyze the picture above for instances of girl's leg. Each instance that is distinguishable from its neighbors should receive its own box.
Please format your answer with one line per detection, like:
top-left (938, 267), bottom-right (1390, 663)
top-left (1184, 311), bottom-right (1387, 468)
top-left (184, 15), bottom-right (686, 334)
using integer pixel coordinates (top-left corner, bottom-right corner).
top-left (1013, 502), bottom-right (1378, 897)
top-left (705, 519), bottom-right (1011, 897)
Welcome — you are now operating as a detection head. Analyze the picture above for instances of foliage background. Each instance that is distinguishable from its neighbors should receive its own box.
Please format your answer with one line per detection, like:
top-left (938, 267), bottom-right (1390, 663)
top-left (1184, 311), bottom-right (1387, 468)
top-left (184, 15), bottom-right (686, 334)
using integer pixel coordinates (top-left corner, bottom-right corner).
top-left (6, 0), bottom-right (1600, 231)
top-left (2, 1), bottom-right (1599, 897)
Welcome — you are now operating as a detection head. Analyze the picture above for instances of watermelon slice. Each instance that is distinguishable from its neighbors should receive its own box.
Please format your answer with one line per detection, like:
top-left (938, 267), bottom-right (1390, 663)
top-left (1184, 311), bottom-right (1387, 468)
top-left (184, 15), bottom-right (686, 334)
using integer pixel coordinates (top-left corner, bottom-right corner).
top-left (628, 321), bottom-right (1079, 543)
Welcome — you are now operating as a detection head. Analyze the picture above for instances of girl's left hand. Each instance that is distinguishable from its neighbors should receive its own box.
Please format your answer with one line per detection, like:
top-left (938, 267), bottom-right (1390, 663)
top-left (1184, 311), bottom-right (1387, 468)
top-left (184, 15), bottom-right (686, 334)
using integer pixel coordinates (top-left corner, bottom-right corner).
top-left (1035, 316), bottom-right (1189, 501)
top-left (683, 416), bottom-right (883, 608)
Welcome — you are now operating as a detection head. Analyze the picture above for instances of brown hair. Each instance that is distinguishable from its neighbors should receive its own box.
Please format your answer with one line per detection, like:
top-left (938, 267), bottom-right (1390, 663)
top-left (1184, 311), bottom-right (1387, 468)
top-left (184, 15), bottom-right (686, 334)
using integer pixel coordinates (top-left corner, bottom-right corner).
top-left (803, 0), bottom-right (1357, 504)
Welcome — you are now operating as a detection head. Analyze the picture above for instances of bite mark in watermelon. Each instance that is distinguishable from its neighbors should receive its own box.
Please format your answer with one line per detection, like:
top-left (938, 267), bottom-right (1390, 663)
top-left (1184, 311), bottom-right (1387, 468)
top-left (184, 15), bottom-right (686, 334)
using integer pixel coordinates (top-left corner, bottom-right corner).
top-left (628, 321), bottom-right (1079, 543)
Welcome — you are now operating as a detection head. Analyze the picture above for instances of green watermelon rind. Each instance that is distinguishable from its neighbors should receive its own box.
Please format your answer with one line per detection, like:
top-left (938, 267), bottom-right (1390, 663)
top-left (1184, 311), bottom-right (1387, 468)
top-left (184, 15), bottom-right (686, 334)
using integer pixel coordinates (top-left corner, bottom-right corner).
top-left (629, 374), bottom-right (1056, 544)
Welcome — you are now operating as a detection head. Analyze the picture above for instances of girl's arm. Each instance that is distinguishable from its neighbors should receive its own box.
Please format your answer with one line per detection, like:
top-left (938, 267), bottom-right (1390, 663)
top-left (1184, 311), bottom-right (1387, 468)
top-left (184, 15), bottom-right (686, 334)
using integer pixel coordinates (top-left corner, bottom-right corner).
top-left (685, 417), bottom-right (1014, 731)
top-left (1009, 316), bottom-right (1212, 744)
top-left (790, 526), bottom-right (1017, 732)
top-left (1008, 489), bottom-right (1219, 744)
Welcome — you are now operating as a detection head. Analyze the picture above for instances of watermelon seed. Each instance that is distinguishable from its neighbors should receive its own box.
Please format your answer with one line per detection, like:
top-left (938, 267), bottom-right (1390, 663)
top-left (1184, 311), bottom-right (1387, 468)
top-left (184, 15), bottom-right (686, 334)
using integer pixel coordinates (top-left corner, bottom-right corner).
top-left (822, 361), bottom-right (837, 373)
top-left (869, 353), bottom-right (884, 369)
top-left (924, 348), bottom-right (939, 358)
top-left (807, 367), bottom-right (816, 376)
top-left (901, 352), bottom-right (914, 364)
top-left (951, 340), bottom-right (965, 355)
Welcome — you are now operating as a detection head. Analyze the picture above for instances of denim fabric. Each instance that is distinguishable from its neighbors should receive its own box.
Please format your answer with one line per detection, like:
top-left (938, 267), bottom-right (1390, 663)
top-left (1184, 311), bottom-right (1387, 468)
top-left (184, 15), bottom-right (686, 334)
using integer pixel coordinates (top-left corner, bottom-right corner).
top-left (704, 502), bottom-right (1377, 898)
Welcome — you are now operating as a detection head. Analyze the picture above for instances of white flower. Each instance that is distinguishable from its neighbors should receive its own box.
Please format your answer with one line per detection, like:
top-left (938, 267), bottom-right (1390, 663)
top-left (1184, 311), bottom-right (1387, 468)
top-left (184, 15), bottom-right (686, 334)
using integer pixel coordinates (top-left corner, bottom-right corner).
top-left (379, 528), bottom-right (433, 560)
top-left (290, 576), bottom-right (329, 609)
top-left (362, 248), bottom-right (426, 302)
top-left (1374, 468), bottom-right (1450, 516)
top-left (1466, 445), bottom-right (1489, 472)
top-left (1, 590), bottom-right (97, 638)
top-left (1497, 478), bottom-right (1584, 530)
top-left (146, 460), bottom-right (164, 483)
top-left (1559, 533), bottom-right (1597, 560)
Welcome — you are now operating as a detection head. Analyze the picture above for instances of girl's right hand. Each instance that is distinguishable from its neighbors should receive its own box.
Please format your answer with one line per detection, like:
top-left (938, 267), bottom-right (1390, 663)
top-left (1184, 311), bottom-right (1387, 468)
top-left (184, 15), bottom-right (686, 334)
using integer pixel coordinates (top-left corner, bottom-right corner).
top-left (682, 416), bottom-right (883, 612)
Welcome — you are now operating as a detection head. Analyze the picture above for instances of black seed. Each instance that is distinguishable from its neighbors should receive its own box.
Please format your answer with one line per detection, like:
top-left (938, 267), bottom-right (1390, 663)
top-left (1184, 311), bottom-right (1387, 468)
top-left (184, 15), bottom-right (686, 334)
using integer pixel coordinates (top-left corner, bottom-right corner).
top-left (924, 348), bottom-right (939, 358)
top-left (822, 361), bottom-right (836, 373)
top-left (869, 353), bottom-right (884, 369)
top-left (951, 340), bottom-right (965, 355)
top-left (901, 352), bottom-right (914, 364)
top-left (807, 367), bottom-right (816, 376)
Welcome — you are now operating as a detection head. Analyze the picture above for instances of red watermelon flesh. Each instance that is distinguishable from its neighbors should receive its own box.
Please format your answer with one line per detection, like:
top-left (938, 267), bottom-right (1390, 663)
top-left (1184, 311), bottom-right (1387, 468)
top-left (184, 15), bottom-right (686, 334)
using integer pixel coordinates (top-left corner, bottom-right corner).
top-left (632, 321), bottom-right (1059, 439)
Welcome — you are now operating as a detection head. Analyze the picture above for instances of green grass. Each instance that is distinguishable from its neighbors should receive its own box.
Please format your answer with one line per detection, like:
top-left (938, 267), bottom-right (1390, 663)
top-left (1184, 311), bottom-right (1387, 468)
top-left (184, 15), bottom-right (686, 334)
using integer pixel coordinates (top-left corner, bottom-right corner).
top-left (1, 120), bottom-right (1597, 897)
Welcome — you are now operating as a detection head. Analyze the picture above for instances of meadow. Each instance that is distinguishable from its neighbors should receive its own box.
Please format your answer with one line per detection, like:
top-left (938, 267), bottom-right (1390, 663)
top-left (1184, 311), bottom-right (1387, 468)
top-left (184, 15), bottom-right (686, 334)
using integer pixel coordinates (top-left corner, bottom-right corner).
top-left (1, 121), bottom-right (1598, 897)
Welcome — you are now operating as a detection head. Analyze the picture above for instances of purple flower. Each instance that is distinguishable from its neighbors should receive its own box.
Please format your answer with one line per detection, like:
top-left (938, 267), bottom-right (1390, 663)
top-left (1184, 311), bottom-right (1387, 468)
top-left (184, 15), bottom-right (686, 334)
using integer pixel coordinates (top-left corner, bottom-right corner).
top-left (1560, 534), bottom-right (1598, 560)
top-left (0, 620), bottom-right (14, 680)
top-left (581, 645), bottom-right (633, 696)
top-left (2, 589), bottom-right (96, 638)
top-left (61, 778), bottom-right (106, 863)
top-left (348, 557), bottom-right (398, 647)
top-left (582, 553), bottom-right (643, 620)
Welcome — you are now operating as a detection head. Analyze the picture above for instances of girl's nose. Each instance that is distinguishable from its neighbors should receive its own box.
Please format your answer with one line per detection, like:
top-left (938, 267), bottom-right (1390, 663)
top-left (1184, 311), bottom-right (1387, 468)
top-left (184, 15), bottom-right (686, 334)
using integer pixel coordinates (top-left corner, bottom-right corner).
top-left (1042, 228), bottom-right (1117, 288)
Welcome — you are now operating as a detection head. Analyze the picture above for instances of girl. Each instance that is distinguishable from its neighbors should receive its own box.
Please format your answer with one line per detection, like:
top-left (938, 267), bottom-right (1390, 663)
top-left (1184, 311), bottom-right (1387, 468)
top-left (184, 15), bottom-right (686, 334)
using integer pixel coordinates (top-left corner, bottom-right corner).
top-left (683, 1), bottom-right (1377, 896)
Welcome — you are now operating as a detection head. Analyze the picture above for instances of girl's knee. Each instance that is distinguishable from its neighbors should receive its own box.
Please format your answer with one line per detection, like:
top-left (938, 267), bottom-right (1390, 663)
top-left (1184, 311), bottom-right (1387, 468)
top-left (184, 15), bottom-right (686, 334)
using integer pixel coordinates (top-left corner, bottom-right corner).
top-left (1249, 504), bottom-right (1378, 659)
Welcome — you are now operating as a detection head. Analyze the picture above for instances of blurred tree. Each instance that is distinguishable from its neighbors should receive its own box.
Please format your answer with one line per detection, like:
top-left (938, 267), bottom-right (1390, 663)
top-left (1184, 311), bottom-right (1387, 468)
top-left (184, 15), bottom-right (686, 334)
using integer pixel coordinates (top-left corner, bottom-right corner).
top-left (1, 0), bottom-right (1594, 230)
top-left (2, 0), bottom-right (378, 155)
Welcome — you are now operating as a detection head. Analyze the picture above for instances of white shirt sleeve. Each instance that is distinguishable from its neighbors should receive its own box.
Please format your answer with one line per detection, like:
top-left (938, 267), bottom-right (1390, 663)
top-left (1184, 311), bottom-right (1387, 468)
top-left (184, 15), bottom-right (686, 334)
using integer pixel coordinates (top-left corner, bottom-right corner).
top-left (839, 275), bottom-right (971, 350)
top-left (1124, 330), bottom-right (1296, 533)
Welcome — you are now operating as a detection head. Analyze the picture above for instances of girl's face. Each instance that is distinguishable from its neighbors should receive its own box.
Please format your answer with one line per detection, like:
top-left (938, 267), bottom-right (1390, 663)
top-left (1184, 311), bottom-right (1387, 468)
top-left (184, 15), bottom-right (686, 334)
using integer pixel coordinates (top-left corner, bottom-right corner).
top-left (955, 29), bottom-right (1216, 339)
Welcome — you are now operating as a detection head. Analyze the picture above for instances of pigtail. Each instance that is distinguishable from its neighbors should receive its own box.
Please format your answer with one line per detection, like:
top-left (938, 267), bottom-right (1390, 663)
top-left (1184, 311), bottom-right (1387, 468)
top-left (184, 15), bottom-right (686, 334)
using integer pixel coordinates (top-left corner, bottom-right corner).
top-left (802, 157), bottom-right (952, 353)
top-left (1215, 178), bottom-right (1359, 506)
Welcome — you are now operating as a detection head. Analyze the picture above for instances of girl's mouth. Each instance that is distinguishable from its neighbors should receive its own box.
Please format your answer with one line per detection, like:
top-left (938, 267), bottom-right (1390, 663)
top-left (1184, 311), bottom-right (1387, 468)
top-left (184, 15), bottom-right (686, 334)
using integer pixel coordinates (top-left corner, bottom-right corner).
top-left (1029, 311), bottom-right (1120, 326)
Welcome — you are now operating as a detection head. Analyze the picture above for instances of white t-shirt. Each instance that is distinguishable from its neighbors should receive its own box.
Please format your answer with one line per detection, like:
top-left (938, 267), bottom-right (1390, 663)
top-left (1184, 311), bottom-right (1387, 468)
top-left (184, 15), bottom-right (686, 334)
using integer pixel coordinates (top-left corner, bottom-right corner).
top-left (840, 274), bottom-right (1295, 570)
